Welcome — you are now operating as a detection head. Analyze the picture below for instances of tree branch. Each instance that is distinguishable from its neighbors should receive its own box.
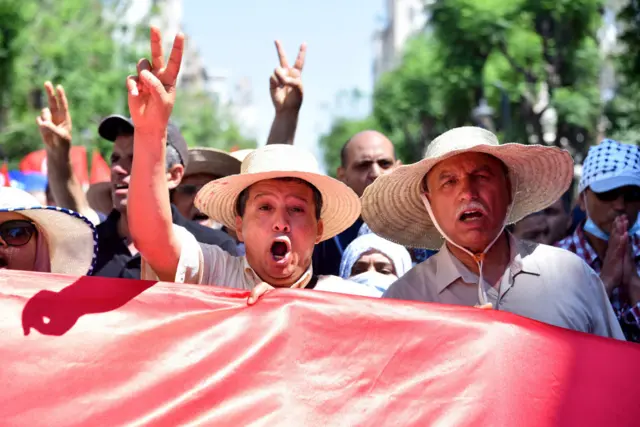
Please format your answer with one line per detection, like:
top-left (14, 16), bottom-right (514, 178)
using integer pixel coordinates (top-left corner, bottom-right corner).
top-left (497, 40), bottom-right (537, 84)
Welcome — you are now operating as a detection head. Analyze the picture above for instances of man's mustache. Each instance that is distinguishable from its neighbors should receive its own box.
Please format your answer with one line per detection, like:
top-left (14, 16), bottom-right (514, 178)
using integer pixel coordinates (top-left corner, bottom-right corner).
top-left (455, 201), bottom-right (488, 218)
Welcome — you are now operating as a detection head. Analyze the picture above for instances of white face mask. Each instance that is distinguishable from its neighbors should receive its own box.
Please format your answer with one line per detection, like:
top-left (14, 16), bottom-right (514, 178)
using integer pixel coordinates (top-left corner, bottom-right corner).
top-left (349, 271), bottom-right (397, 293)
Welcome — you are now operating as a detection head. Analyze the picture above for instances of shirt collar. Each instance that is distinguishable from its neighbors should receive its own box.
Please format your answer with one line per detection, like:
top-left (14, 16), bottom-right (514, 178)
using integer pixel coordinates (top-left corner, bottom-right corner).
top-left (241, 256), bottom-right (314, 288)
top-left (434, 232), bottom-right (540, 294)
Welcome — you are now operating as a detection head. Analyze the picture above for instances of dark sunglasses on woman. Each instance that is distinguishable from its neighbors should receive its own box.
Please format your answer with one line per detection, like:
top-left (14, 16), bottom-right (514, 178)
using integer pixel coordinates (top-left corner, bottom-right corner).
top-left (0, 220), bottom-right (37, 247)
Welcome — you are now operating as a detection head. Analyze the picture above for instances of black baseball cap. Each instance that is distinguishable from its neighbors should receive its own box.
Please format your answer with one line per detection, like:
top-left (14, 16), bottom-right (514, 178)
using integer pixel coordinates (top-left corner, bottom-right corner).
top-left (98, 115), bottom-right (189, 168)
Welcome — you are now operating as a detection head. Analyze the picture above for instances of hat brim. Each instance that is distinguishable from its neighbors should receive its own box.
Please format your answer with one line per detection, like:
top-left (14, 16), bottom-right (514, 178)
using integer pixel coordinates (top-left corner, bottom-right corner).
top-left (186, 149), bottom-right (241, 179)
top-left (194, 171), bottom-right (361, 242)
top-left (590, 175), bottom-right (640, 193)
top-left (2, 206), bottom-right (98, 275)
top-left (362, 143), bottom-right (574, 249)
top-left (98, 115), bottom-right (133, 142)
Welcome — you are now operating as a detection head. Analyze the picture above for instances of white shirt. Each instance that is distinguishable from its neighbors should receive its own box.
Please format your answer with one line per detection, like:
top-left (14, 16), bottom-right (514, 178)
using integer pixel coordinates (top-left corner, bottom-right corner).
top-left (142, 224), bottom-right (380, 297)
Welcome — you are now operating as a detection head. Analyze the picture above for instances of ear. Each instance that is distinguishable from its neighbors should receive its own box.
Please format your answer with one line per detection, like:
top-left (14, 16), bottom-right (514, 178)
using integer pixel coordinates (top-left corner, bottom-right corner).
top-left (578, 192), bottom-right (586, 212)
top-left (166, 164), bottom-right (185, 190)
top-left (315, 219), bottom-right (324, 244)
top-left (336, 167), bottom-right (346, 183)
top-left (234, 216), bottom-right (244, 242)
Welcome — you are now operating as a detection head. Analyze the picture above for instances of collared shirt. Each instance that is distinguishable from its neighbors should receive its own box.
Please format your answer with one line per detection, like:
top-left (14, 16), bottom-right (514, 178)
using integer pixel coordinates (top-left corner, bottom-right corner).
top-left (92, 205), bottom-right (237, 279)
top-left (142, 224), bottom-right (381, 297)
top-left (556, 223), bottom-right (640, 342)
top-left (383, 233), bottom-right (625, 340)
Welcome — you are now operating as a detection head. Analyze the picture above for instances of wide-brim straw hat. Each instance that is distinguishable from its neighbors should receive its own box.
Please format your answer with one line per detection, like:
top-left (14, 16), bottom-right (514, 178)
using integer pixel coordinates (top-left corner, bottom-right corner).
top-left (195, 145), bottom-right (360, 242)
top-left (185, 148), bottom-right (241, 178)
top-left (0, 187), bottom-right (98, 275)
top-left (361, 126), bottom-right (574, 249)
top-left (229, 149), bottom-right (254, 162)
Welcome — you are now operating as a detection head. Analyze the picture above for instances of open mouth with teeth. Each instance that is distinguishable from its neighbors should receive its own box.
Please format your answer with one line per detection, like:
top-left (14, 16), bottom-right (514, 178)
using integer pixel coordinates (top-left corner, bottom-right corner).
top-left (459, 210), bottom-right (485, 222)
top-left (270, 238), bottom-right (291, 262)
top-left (114, 184), bottom-right (129, 191)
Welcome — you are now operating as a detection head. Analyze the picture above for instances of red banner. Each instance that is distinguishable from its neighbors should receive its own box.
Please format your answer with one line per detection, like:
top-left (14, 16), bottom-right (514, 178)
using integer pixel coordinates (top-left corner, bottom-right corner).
top-left (89, 149), bottom-right (110, 184)
top-left (2, 270), bottom-right (640, 426)
top-left (19, 147), bottom-right (89, 186)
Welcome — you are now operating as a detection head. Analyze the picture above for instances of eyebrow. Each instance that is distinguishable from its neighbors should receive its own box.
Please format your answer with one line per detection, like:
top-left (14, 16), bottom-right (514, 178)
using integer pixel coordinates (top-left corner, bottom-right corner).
top-left (253, 192), bottom-right (310, 204)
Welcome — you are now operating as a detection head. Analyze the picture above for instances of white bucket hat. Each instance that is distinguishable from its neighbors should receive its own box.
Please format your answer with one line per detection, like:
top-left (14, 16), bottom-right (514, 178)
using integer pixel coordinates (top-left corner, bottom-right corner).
top-left (195, 145), bottom-right (361, 241)
top-left (185, 148), bottom-right (241, 179)
top-left (579, 138), bottom-right (640, 194)
top-left (362, 126), bottom-right (574, 249)
top-left (0, 187), bottom-right (98, 275)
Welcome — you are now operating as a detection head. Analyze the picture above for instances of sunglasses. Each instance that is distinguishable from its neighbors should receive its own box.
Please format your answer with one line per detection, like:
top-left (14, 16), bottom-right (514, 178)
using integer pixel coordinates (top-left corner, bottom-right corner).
top-left (594, 186), bottom-right (640, 203)
top-left (0, 220), bottom-right (37, 247)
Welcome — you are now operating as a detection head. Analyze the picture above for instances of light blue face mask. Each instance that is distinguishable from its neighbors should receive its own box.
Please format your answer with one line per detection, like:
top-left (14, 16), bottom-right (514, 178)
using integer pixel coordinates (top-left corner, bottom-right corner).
top-left (349, 271), bottom-right (397, 293)
top-left (584, 215), bottom-right (640, 241)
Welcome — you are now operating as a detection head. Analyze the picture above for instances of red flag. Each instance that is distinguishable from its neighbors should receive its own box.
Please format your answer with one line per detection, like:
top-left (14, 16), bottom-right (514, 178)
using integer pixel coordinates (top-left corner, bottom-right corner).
top-left (89, 150), bottom-right (110, 184)
top-left (19, 147), bottom-right (89, 186)
top-left (0, 162), bottom-right (10, 187)
top-left (3, 269), bottom-right (640, 426)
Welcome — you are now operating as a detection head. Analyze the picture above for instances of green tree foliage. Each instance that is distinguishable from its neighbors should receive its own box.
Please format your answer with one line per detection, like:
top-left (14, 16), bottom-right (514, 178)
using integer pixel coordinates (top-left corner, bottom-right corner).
top-left (172, 90), bottom-right (256, 151)
top-left (0, 0), bottom-right (254, 165)
top-left (321, 0), bottom-right (604, 165)
top-left (318, 116), bottom-right (382, 176)
top-left (604, 0), bottom-right (640, 145)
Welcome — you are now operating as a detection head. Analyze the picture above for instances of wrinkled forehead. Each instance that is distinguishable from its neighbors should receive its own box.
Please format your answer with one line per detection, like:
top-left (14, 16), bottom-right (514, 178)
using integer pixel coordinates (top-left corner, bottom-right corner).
top-left (346, 135), bottom-right (395, 163)
top-left (247, 178), bottom-right (315, 200)
top-left (113, 134), bottom-right (135, 155)
top-left (424, 152), bottom-right (508, 186)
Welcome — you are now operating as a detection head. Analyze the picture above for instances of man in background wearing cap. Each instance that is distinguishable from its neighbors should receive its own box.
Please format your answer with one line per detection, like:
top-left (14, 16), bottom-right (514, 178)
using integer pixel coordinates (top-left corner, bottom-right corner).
top-left (37, 82), bottom-right (237, 279)
top-left (557, 139), bottom-right (640, 342)
top-left (362, 127), bottom-right (624, 340)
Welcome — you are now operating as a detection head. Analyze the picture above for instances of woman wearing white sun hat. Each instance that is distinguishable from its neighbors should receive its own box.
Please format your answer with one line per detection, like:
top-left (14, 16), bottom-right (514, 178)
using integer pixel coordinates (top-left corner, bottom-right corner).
top-left (361, 126), bottom-right (625, 340)
top-left (0, 187), bottom-right (97, 275)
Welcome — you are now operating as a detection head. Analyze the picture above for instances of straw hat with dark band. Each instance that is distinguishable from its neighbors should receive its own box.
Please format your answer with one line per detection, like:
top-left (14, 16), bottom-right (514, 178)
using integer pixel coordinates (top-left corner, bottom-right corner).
top-left (195, 145), bottom-right (360, 242)
top-left (361, 127), bottom-right (574, 249)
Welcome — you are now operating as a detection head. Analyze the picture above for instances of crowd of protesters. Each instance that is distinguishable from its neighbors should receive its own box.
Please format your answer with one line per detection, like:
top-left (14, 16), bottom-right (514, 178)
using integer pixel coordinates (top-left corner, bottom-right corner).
top-left (2, 27), bottom-right (640, 343)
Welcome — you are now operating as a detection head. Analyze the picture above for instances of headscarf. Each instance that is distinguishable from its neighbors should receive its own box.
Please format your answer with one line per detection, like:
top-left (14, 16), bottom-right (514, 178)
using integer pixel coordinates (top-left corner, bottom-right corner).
top-left (339, 232), bottom-right (413, 279)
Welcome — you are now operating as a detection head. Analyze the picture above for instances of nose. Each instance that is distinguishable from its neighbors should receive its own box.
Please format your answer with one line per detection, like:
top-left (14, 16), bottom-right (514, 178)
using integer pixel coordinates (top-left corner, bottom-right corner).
top-left (368, 163), bottom-right (383, 181)
top-left (458, 176), bottom-right (479, 201)
top-left (272, 211), bottom-right (291, 233)
top-left (111, 163), bottom-right (129, 177)
top-left (611, 194), bottom-right (626, 212)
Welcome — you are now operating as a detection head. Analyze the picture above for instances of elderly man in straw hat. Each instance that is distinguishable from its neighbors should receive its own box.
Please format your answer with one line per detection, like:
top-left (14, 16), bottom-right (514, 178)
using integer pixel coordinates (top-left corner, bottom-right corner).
top-left (0, 187), bottom-right (97, 275)
top-left (124, 28), bottom-right (378, 299)
top-left (362, 126), bottom-right (624, 339)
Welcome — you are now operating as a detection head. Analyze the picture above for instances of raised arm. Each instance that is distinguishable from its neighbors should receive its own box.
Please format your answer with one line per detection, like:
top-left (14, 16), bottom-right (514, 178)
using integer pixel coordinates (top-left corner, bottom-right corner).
top-left (37, 82), bottom-right (98, 222)
top-left (266, 40), bottom-right (305, 145)
top-left (127, 27), bottom-right (184, 281)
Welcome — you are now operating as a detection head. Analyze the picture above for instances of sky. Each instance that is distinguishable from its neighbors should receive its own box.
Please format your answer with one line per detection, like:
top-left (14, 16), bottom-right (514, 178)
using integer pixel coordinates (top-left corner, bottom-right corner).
top-left (182, 0), bottom-right (386, 171)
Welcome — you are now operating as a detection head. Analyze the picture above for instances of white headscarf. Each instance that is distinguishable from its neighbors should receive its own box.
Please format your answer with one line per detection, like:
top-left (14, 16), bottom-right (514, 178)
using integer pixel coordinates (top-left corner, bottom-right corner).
top-left (339, 232), bottom-right (413, 279)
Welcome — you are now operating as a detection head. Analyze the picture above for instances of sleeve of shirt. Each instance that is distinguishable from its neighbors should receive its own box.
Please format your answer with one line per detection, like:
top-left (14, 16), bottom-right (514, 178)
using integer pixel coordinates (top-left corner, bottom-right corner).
top-left (141, 224), bottom-right (204, 284)
top-left (382, 274), bottom-right (426, 302)
top-left (583, 262), bottom-right (627, 341)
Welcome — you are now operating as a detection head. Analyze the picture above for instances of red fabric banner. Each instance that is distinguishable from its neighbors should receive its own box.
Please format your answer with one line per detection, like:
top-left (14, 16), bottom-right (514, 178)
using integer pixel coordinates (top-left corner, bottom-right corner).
top-left (19, 147), bottom-right (89, 186)
top-left (2, 270), bottom-right (640, 426)
top-left (89, 149), bottom-right (110, 184)
top-left (0, 162), bottom-right (10, 186)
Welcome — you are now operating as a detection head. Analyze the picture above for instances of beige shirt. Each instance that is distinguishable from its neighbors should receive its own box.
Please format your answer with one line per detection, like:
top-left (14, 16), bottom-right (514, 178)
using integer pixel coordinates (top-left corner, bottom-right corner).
top-left (142, 224), bottom-right (380, 297)
top-left (383, 233), bottom-right (625, 340)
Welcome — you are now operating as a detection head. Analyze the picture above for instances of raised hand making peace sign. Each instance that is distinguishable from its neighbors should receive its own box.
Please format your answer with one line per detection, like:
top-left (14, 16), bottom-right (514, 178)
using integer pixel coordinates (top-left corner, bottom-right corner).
top-left (37, 82), bottom-right (72, 151)
top-left (127, 26), bottom-right (184, 132)
top-left (270, 40), bottom-right (306, 112)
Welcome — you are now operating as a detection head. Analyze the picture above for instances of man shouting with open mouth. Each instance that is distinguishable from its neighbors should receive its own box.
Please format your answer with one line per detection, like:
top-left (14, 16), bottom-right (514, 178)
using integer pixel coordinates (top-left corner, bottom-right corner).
top-left (127, 27), bottom-right (377, 299)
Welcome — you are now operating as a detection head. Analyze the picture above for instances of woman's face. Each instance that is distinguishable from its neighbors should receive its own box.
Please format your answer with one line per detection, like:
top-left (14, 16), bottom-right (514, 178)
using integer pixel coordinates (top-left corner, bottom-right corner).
top-left (350, 250), bottom-right (397, 278)
top-left (0, 212), bottom-right (38, 272)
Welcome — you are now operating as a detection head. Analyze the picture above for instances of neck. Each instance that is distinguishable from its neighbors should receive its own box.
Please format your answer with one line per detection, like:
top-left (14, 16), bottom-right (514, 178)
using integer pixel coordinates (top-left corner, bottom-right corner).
top-left (446, 232), bottom-right (511, 286)
top-left (583, 229), bottom-right (608, 260)
top-left (117, 211), bottom-right (132, 242)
